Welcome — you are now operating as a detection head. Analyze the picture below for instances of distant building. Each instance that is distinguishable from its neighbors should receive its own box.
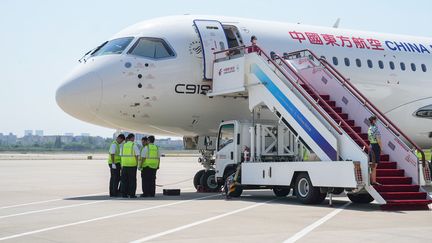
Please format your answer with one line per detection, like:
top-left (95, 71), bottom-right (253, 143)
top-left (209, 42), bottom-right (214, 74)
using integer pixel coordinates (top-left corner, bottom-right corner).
top-left (35, 130), bottom-right (44, 136)
top-left (24, 130), bottom-right (33, 136)
top-left (81, 133), bottom-right (90, 137)
top-left (0, 133), bottom-right (17, 145)
top-left (64, 133), bottom-right (74, 137)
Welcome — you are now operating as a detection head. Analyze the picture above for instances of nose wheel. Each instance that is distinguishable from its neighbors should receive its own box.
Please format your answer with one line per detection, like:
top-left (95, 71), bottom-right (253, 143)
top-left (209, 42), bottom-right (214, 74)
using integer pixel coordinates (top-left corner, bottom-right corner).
top-left (193, 170), bottom-right (221, 192)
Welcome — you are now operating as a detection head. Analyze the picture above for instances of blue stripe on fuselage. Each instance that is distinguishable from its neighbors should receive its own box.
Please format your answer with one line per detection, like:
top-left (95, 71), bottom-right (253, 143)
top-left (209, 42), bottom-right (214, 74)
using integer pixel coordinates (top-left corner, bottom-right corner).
top-left (251, 63), bottom-right (337, 160)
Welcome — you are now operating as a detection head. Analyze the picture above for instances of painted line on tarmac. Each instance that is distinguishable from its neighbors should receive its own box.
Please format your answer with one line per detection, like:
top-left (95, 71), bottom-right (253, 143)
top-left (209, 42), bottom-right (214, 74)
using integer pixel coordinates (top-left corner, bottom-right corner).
top-left (129, 199), bottom-right (276, 243)
top-left (0, 194), bottom-right (220, 241)
top-left (0, 192), bottom-right (105, 210)
top-left (0, 201), bottom-right (107, 219)
top-left (0, 188), bottom-right (198, 219)
top-left (283, 202), bottom-right (351, 243)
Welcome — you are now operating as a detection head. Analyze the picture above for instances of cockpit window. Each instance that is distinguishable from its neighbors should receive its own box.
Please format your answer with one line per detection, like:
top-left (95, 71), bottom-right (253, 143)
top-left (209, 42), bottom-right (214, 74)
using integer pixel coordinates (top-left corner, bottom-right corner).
top-left (128, 37), bottom-right (175, 59)
top-left (91, 37), bottom-right (134, 56)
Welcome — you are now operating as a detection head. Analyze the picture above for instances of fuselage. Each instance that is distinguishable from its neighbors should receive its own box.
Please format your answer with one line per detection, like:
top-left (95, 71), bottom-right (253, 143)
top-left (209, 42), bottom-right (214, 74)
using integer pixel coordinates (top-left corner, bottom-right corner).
top-left (56, 15), bottom-right (432, 147)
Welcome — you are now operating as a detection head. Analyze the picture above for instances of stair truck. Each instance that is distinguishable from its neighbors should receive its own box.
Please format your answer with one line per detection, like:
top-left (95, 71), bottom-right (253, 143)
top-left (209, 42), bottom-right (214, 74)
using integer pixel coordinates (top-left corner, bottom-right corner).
top-left (200, 44), bottom-right (432, 209)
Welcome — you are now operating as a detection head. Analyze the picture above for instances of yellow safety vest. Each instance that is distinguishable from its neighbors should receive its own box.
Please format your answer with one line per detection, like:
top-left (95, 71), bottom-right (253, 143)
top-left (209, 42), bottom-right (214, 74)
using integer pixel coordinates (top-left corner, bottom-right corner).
top-left (121, 142), bottom-right (138, 167)
top-left (368, 125), bottom-right (378, 144)
top-left (143, 144), bottom-right (160, 169)
top-left (108, 141), bottom-right (121, 164)
top-left (303, 149), bottom-right (310, 161)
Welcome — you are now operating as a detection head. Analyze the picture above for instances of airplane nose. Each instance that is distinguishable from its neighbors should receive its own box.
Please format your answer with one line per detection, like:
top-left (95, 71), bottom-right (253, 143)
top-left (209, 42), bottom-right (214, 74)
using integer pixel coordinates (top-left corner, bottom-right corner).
top-left (56, 71), bottom-right (103, 123)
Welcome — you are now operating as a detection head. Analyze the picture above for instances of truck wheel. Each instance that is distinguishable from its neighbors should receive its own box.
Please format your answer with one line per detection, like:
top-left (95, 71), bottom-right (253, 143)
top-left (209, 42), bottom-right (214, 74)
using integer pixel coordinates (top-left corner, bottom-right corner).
top-left (193, 170), bottom-right (205, 190)
top-left (295, 173), bottom-right (326, 204)
top-left (224, 172), bottom-right (243, 197)
top-left (273, 187), bottom-right (291, 197)
top-left (200, 170), bottom-right (221, 192)
top-left (347, 193), bottom-right (374, 204)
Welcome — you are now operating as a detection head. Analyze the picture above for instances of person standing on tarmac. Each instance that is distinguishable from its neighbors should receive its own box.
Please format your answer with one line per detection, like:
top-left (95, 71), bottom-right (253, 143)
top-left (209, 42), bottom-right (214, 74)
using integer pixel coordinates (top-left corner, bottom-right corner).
top-left (368, 116), bottom-right (382, 186)
top-left (120, 133), bottom-right (140, 198)
top-left (108, 134), bottom-right (125, 197)
top-left (138, 136), bottom-right (149, 197)
top-left (140, 135), bottom-right (160, 197)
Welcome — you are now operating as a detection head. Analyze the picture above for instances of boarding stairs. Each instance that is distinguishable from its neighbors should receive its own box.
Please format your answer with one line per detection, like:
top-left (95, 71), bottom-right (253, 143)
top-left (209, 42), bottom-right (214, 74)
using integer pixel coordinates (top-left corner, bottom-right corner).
top-left (208, 45), bottom-right (432, 210)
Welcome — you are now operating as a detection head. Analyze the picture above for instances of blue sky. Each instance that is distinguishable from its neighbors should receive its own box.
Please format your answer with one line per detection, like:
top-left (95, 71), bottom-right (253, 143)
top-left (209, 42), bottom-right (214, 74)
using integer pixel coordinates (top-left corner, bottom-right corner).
top-left (0, 0), bottom-right (430, 137)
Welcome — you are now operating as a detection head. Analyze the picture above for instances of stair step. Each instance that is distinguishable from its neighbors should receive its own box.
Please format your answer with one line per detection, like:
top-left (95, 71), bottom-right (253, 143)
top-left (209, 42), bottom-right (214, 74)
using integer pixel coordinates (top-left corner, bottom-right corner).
top-left (351, 126), bottom-right (362, 133)
top-left (376, 169), bottom-right (404, 177)
top-left (341, 120), bottom-right (355, 126)
top-left (374, 184), bottom-right (419, 192)
top-left (326, 100), bottom-right (336, 106)
top-left (320, 94), bottom-right (330, 101)
top-left (381, 154), bottom-right (390, 161)
top-left (384, 199), bottom-right (432, 204)
top-left (330, 113), bottom-right (349, 120)
top-left (377, 176), bottom-right (412, 185)
top-left (380, 192), bottom-right (427, 200)
top-left (377, 162), bottom-right (397, 169)
top-left (323, 106), bottom-right (342, 113)
top-left (381, 199), bottom-right (432, 210)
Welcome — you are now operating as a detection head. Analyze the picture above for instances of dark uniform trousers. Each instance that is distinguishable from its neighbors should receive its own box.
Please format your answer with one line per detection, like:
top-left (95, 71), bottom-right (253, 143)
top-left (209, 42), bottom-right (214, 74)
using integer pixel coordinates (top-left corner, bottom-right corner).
top-left (141, 167), bottom-right (157, 197)
top-left (109, 163), bottom-right (121, 196)
top-left (121, 166), bottom-right (137, 197)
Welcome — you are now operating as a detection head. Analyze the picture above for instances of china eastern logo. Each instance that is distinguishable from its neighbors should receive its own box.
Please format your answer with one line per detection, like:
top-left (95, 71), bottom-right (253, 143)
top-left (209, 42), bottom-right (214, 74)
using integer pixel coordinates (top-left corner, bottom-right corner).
top-left (218, 65), bottom-right (240, 76)
top-left (288, 30), bottom-right (432, 55)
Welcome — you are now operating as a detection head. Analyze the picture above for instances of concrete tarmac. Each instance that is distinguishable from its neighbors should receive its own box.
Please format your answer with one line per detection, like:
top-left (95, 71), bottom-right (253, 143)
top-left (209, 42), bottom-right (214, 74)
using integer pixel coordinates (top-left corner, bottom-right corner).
top-left (0, 156), bottom-right (431, 242)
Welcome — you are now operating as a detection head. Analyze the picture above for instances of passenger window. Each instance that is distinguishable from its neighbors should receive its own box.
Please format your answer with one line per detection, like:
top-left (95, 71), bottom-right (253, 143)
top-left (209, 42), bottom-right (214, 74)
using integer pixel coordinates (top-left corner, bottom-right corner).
top-left (411, 63), bottom-right (416, 71)
top-left (367, 59), bottom-right (373, 68)
top-left (356, 58), bottom-right (361, 67)
top-left (218, 124), bottom-right (234, 151)
top-left (400, 62), bottom-right (406, 71)
top-left (389, 61), bottom-right (395, 70)
top-left (421, 64), bottom-right (427, 72)
top-left (128, 37), bottom-right (175, 59)
top-left (378, 60), bottom-right (384, 69)
top-left (344, 58), bottom-right (350, 66)
top-left (332, 57), bottom-right (338, 66)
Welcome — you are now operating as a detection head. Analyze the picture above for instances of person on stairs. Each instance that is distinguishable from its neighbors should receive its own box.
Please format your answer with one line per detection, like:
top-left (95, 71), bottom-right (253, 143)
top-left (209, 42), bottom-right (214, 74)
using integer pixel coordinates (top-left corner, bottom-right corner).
top-left (368, 116), bottom-right (382, 186)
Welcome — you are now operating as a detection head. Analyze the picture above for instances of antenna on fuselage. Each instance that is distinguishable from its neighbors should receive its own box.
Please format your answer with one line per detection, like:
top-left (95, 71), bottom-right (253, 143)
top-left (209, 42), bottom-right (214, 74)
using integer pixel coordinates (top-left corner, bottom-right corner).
top-left (333, 18), bottom-right (341, 28)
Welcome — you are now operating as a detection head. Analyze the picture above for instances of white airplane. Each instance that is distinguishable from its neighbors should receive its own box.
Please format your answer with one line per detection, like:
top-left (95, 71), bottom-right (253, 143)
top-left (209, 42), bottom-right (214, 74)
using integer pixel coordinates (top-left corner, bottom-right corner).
top-left (56, 15), bottom-right (432, 148)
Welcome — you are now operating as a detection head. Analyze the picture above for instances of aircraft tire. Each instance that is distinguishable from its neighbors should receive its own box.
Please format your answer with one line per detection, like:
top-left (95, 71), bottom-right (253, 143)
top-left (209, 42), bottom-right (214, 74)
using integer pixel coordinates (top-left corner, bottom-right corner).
top-left (193, 169), bottom-right (205, 190)
top-left (200, 170), bottom-right (221, 192)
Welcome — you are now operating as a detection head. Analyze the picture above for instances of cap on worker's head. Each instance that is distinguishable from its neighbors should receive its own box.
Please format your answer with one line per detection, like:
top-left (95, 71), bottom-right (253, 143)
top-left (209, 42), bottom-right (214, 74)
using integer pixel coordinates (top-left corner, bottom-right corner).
top-left (251, 35), bottom-right (257, 41)
top-left (142, 136), bottom-right (148, 141)
top-left (369, 115), bottom-right (377, 123)
top-left (117, 134), bottom-right (125, 140)
top-left (148, 135), bottom-right (155, 143)
top-left (126, 133), bottom-right (135, 140)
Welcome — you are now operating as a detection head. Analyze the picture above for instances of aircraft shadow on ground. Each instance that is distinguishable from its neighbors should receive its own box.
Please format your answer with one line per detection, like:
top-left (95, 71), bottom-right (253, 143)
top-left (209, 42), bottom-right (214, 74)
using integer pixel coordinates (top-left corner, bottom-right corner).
top-left (63, 190), bottom-right (404, 213)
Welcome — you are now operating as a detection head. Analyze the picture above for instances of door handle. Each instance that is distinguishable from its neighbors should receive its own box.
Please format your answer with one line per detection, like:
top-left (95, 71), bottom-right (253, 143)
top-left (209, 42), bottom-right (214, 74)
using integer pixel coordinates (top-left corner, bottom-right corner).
top-left (262, 170), bottom-right (265, 178)
top-left (268, 167), bottom-right (272, 178)
top-left (230, 152), bottom-right (234, 160)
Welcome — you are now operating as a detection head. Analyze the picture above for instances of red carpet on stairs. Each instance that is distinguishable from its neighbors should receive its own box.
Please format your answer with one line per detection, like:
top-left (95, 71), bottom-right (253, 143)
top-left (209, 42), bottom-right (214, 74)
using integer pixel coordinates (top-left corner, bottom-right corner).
top-left (301, 85), bottom-right (432, 210)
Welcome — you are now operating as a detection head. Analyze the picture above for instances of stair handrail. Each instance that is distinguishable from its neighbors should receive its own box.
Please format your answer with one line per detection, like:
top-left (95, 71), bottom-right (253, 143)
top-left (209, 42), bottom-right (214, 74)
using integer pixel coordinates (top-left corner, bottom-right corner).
top-left (272, 54), bottom-right (370, 151)
top-left (285, 49), bottom-right (426, 166)
top-left (213, 45), bottom-right (343, 136)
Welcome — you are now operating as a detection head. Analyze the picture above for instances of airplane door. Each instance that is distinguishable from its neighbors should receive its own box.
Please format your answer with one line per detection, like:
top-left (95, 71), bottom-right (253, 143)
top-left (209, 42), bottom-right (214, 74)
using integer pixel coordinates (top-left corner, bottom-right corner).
top-left (193, 20), bottom-right (228, 80)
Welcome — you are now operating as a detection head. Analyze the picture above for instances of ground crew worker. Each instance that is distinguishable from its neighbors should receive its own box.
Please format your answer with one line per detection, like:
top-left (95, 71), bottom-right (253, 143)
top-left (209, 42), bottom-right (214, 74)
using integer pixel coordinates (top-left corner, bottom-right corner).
top-left (120, 133), bottom-right (140, 198)
top-left (138, 136), bottom-right (149, 197)
top-left (108, 134), bottom-right (125, 197)
top-left (368, 116), bottom-right (382, 186)
top-left (140, 135), bottom-right (160, 197)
